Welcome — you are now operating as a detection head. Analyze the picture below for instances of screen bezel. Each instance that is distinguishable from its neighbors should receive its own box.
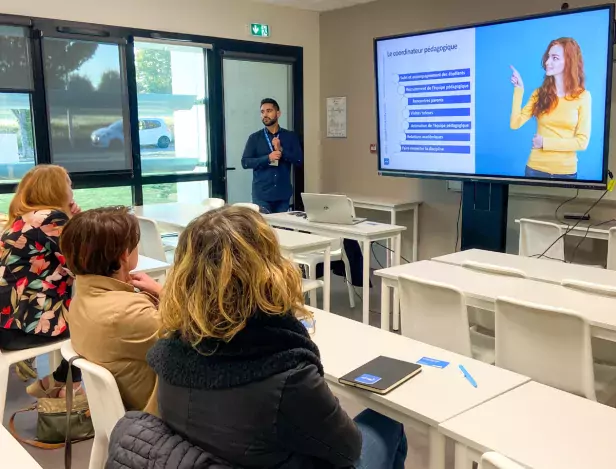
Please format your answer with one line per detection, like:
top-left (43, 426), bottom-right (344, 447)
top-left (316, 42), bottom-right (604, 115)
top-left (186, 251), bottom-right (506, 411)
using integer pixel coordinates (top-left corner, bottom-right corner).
top-left (373, 4), bottom-right (615, 190)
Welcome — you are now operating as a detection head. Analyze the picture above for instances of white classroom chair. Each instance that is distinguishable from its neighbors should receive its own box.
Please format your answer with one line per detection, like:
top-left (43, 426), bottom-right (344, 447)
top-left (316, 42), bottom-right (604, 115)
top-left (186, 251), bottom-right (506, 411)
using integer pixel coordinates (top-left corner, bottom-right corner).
top-left (397, 275), bottom-right (495, 363)
top-left (294, 241), bottom-right (355, 309)
top-left (562, 279), bottom-right (616, 365)
top-left (202, 198), bottom-right (225, 210)
top-left (479, 452), bottom-right (524, 469)
top-left (233, 202), bottom-right (260, 212)
top-left (0, 341), bottom-right (67, 423)
top-left (61, 342), bottom-right (125, 469)
top-left (295, 198), bottom-right (359, 309)
top-left (136, 217), bottom-right (170, 279)
top-left (518, 218), bottom-right (565, 261)
top-left (462, 261), bottom-right (527, 334)
top-left (495, 297), bottom-right (616, 404)
top-left (607, 226), bottom-right (616, 270)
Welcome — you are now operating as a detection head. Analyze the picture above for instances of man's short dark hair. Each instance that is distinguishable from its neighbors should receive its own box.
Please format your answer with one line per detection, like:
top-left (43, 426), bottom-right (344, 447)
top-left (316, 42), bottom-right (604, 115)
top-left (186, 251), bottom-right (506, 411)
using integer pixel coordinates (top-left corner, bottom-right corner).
top-left (261, 98), bottom-right (280, 111)
top-left (60, 206), bottom-right (140, 277)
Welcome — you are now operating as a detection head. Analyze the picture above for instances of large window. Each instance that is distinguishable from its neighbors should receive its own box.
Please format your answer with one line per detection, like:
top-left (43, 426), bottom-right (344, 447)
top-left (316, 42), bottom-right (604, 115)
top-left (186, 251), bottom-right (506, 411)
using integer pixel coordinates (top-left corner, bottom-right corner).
top-left (135, 41), bottom-right (209, 176)
top-left (43, 38), bottom-right (130, 173)
top-left (0, 14), bottom-right (302, 208)
top-left (0, 26), bottom-right (36, 183)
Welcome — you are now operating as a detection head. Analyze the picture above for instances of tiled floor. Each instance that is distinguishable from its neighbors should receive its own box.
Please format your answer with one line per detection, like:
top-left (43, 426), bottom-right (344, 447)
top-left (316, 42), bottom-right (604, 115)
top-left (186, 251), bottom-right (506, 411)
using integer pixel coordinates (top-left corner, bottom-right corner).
top-left (3, 272), bottom-right (448, 469)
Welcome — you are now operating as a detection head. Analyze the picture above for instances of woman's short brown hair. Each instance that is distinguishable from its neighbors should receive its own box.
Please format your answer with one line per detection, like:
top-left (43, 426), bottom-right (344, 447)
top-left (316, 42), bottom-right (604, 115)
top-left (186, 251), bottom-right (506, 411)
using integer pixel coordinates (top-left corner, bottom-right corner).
top-left (160, 206), bottom-right (309, 345)
top-left (60, 206), bottom-right (140, 277)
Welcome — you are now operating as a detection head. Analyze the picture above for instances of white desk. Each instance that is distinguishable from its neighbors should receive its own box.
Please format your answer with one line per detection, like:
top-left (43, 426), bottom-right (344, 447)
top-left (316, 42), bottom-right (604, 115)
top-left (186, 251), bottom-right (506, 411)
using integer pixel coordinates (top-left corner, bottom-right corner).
top-left (515, 215), bottom-right (616, 241)
top-left (1, 425), bottom-right (42, 468)
top-left (275, 229), bottom-right (334, 311)
top-left (133, 203), bottom-right (208, 230)
top-left (266, 213), bottom-right (406, 324)
top-left (433, 248), bottom-right (616, 287)
top-left (375, 260), bottom-right (616, 341)
top-left (133, 255), bottom-right (171, 275)
top-left (348, 195), bottom-right (421, 262)
top-left (440, 381), bottom-right (616, 469)
top-left (309, 307), bottom-right (530, 469)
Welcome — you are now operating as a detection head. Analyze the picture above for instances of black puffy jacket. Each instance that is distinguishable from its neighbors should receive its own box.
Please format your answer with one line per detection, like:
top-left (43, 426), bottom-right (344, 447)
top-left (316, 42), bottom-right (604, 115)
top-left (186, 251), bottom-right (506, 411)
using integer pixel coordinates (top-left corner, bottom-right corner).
top-left (147, 312), bottom-right (362, 469)
top-left (105, 412), bottom-right (234, 469)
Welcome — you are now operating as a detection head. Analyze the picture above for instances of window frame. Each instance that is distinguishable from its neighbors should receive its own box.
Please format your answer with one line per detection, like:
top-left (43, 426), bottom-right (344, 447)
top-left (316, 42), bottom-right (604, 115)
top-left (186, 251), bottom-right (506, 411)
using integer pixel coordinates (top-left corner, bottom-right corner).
top-left (0, 13), bottom-right (304, 208)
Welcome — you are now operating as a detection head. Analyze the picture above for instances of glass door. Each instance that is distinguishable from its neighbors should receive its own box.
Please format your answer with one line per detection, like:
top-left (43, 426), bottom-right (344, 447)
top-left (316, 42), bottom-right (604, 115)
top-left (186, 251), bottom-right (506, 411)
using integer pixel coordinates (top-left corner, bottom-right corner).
top-left (222, 55), bottom-right (293, 204)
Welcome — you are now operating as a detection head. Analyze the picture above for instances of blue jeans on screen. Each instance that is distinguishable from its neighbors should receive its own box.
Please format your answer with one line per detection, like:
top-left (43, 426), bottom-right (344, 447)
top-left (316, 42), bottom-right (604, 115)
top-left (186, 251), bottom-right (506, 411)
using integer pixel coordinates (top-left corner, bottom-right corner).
top-left (253, 199), bottom-right (290, 214)
top-left (354, 409), bottom-right (408, 469)
top-left (525, 165), bottom-right (577, 180)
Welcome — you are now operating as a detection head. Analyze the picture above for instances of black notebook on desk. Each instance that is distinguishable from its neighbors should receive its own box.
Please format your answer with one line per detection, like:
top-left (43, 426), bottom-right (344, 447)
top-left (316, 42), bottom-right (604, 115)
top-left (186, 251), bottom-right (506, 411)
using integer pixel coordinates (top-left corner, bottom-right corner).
top-left (339, 356), bottom-right (422, 395)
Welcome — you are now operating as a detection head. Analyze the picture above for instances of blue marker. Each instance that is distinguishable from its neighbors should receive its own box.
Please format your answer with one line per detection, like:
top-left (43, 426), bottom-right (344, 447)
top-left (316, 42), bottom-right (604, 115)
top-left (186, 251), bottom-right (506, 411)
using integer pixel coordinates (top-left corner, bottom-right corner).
top-left (459, 364), bottom-right (477, 388)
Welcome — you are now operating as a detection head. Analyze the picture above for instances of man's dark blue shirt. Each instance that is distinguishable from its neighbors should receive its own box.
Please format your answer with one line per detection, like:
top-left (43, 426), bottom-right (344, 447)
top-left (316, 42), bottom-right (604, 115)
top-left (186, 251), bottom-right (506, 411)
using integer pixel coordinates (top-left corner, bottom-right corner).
top-left (241, 127), bottom-right (303, 202)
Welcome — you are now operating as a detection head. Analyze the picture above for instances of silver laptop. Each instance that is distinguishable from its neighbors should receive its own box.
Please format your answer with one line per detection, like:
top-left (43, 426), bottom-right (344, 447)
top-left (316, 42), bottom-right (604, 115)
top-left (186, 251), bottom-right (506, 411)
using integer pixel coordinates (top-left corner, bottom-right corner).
top-left (301, 193), bottom-right (366, 225)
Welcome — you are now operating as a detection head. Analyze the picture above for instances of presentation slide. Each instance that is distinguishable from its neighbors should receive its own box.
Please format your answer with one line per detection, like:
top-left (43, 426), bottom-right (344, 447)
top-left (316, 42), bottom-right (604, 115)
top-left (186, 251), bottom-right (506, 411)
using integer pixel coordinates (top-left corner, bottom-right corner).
top-left (375, 8), bottom-right (611, 182)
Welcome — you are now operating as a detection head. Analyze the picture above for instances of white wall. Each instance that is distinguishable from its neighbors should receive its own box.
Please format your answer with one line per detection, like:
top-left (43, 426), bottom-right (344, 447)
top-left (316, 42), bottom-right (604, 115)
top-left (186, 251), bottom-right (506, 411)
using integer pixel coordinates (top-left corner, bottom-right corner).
top-left (321, 0), bottom-right (616, 261)
top-left (0, 0), bottom-right (321, 193)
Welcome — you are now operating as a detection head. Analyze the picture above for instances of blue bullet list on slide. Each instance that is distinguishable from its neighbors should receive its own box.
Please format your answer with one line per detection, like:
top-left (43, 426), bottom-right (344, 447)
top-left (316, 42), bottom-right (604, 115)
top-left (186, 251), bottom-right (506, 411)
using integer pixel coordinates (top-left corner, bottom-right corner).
top-left (408, 122), bottom-right (472, 130)
top-left (404, 81), bottom-right (470, 94)
top-left (408, 95), bottom-right (471, 105)
top-left (398, 68), bottom-right (471, 82)
top-left (406, 133), bottom-right (471, 142)
top-left (400, 64), bottom-right (473, 156)
top-left (409, 108), bottom-right (470, 118)
top-left (400, 145), bottom-right (471, 154)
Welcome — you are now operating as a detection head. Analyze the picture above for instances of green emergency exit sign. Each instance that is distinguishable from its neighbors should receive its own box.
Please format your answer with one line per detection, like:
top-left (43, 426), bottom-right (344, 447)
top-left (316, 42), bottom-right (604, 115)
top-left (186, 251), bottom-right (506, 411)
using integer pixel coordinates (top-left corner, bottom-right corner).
top-left (250, 23), bottom-right (270, 37)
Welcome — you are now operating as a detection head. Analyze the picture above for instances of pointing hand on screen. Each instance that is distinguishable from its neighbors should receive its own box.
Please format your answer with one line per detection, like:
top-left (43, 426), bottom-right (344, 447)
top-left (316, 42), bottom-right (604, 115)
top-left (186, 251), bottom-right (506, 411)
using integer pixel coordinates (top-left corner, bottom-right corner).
top-left (510, 66), bottom-right (524, 88)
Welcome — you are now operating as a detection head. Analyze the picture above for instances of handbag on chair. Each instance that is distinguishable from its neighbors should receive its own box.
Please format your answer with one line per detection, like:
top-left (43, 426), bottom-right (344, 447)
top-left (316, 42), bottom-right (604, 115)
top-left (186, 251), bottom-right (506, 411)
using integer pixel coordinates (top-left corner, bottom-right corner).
top-left (8, 355), bottom-right (94, 464)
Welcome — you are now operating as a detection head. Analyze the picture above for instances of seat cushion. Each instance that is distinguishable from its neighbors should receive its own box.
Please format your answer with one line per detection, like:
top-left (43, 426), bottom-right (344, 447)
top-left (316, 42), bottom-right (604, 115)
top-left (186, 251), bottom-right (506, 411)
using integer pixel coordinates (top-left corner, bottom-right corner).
top-left (470, 327), bottom-right (496, 364)
top-left (593, 362), bottom-right (616, 405)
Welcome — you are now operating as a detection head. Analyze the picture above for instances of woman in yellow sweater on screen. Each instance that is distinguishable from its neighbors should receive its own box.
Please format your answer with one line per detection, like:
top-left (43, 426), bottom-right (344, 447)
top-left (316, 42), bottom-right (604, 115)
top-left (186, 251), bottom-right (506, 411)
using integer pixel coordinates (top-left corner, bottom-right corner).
top-left (510, 37), bottom-right (591, 179)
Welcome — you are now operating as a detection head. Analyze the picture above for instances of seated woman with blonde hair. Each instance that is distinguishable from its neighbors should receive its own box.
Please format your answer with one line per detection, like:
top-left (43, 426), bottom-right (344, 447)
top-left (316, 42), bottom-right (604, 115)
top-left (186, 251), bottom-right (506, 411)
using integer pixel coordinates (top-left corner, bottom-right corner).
top-left (0, 165), bottom-right (81, 397)
top-left (147, 206), bottom-right (407, 468)
top-left (60, 207), bottom-right (160, 413)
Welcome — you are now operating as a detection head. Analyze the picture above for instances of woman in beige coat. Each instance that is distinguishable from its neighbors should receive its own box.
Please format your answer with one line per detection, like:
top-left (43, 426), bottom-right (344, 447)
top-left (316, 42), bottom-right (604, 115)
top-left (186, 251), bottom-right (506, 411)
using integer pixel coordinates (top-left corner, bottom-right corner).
top-left (60, 206), bottom-right (160, 413)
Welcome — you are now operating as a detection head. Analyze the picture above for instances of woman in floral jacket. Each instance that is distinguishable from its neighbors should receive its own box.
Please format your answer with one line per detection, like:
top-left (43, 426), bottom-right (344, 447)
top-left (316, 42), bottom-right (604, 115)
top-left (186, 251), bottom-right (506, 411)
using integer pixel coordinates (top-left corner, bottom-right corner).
top-left (0, 165), bottom-right (82, 398)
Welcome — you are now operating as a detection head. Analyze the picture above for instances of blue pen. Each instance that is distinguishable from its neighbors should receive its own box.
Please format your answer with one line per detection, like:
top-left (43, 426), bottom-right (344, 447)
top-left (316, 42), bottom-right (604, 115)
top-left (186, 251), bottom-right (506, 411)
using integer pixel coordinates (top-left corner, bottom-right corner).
top-left (459, 365), bottom-right (478, 388)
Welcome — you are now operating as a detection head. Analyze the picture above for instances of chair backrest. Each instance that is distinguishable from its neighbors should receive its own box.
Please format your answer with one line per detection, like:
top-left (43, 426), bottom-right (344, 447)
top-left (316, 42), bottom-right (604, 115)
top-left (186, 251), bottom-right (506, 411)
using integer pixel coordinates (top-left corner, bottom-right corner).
top-left (233, 202), bottom-right (260, 212)
top-left (136, 216), bottom-right (167, 262)
top-left (561, 279), bottom-right (616, 298)
top-left (495, 296), bottom-right (595, 400)
top-left (479, 452), bottom-right (524, 469)
top-left (518, 218), bottom-right (565, 261)
top-left (607, 227), bottom-right (616, 270)
top-left (398, 274), bottom-right (472, 357)
top-left (61, 342), bottom-right (125, 441)
top-left (462, 260), bottom-right (526, 278)
top-left (202, 198), bottom-right (226, 210)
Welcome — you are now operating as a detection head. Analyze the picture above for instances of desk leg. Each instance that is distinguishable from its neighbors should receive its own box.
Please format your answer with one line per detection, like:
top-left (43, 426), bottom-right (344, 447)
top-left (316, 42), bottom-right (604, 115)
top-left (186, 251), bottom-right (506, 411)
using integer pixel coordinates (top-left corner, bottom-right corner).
top-left (413, 206), bottom-right (419, 262)
top-left (380, 280), bottom-right (391, 331)
top-left (387, 209), bottom-right (397, 268)
top-left (428, 427), bottom-right (446, 469)
top-left (363, 239), bottom-right (371, 325)
top-left (323, 246), bottom-right (331, 312)
top-left (393, 234), bottom-right (402, 331)
top-left (454, 443), bottom-right (471, 469)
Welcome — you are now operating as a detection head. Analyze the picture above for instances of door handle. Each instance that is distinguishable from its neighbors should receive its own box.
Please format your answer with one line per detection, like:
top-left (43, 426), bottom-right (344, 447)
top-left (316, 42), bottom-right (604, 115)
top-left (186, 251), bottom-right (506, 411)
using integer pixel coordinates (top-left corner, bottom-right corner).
top-left (227, 167), bottom-right (237, 171)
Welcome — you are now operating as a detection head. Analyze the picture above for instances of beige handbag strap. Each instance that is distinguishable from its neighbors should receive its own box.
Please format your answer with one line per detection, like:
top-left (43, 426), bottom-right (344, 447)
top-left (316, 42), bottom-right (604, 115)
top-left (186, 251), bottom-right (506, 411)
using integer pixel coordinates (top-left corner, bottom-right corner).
top-left (8, 405), bottom-right (66, 450)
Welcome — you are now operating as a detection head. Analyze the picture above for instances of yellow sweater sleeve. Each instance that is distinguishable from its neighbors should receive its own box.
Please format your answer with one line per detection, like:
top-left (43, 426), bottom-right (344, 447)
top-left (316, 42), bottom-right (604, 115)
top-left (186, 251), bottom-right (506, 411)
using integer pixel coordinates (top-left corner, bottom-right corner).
top-left (510, 87), bottom-right (536, 130)
top-left (542, 91), bottom-right (591, 152)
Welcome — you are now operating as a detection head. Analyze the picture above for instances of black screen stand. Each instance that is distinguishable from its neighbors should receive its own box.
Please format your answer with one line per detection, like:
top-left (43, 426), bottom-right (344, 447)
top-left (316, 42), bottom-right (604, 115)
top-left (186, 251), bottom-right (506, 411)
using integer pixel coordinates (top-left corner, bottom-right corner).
top-left (461, 181), bottom-right (509, 252)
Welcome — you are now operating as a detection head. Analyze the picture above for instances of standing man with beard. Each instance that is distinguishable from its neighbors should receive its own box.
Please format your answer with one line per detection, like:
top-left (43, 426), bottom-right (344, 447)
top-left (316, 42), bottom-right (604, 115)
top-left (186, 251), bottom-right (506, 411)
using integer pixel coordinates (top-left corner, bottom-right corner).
top-left (241, 98), bottom-right (303, 214)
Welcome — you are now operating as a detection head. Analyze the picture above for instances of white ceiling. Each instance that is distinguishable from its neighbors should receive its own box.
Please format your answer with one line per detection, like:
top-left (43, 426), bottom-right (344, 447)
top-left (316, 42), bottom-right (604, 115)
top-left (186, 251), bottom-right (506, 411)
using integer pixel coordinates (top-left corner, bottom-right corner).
top-left (252, 0), bottom-right (379, 12)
